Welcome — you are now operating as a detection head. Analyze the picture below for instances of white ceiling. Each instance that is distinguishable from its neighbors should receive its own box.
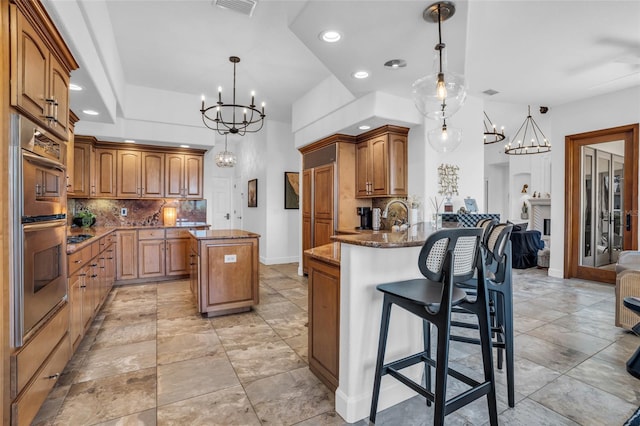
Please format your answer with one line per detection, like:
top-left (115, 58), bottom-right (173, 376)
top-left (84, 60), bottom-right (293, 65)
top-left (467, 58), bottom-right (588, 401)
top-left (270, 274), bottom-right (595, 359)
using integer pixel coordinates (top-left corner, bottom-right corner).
top-left (43, 0), bottom-right (640, 145)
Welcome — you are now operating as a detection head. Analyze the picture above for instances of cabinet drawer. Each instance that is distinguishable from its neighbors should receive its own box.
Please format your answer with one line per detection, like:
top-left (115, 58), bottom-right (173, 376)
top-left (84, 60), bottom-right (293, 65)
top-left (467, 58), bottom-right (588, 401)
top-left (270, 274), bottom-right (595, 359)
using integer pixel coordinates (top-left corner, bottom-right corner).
top-left (91, 241), bottom-right (100, 259)
top-left (11, 334), bottom-right (71, 426)
top-left (166, 228), bottom-right (189, 239)
top-left (11, 303), bottom-right (69, 397)
top-left (68, 245), bottom-right (91, 275)
top-left (138, 228), bottom-right (165, 240)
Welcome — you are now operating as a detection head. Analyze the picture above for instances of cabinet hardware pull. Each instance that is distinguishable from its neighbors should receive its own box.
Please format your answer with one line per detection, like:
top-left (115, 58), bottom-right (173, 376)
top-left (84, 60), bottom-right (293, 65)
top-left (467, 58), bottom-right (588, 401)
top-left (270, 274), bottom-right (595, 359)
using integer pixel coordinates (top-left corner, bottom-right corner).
top-left (627, 213), bottom-right (632, 231)
top-left (80, 285), bottom-right (86, 288)
top-left (46, 373), bottom-right (60, 380)
top-left (78, 273), bottom-right (87, 277)
top-left (74, 259), bottom-right (83, 263)
top-left (90, 274), bottom-right (98, 278)
top-left (90, 263), bottom-right (98, 267)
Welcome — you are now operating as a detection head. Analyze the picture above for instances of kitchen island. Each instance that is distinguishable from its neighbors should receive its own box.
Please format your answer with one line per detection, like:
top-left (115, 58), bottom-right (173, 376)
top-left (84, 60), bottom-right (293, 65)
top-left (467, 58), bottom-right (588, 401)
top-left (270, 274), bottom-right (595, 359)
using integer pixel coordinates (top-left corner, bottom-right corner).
top-left (189, 229), bottom-right (260, 317)
top-left (329, 226), bottom-right (432, 423)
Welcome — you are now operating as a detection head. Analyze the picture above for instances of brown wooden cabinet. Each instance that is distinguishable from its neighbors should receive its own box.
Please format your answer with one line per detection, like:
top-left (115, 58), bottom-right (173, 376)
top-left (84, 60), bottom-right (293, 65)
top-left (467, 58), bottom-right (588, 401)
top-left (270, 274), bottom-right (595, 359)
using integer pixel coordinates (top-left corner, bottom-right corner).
top-left (142, 152), bottom-right (164, 198)
top-left (307, 245), bottom-right (340, 391)
top-left (165, 153), bottom-right (203, 199)
top-left (70, 139), bottom-right (92, 197)
top-left (9, 2), bottom-right (76, 141)
top-left (356, 126), bottom-right (408, 198)
top-left (166, 229), bottom-right (190, 276)
top-left (65, 110), bottom-right (79, 193)
top-left (95, 148), bottom-right (117, 198)
top-left (117, 150), bottom-right (141, 198)
top-left (190, 231), bottom-right (260, 317)
top-left (138, 228), bottom-right (166, 279)
top-left (116, 230), bottom-right (138, 281)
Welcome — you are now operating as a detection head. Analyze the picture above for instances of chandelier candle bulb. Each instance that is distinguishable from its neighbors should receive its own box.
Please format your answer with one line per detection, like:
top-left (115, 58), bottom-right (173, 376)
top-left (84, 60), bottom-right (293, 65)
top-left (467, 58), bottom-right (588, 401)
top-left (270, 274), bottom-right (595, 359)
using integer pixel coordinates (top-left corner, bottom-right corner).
top-left (251, 91), bottom-right (255, 106)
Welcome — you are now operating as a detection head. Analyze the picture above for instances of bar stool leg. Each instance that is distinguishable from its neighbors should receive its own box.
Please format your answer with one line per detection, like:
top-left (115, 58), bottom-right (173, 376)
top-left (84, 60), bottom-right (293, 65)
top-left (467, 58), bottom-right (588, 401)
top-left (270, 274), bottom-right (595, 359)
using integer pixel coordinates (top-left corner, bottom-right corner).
top-left (477, 297), bottom-right (499, 425)
top-left (503, 291), bottom-right (515, 407)
top-left (370, 297), bottom-right (393, 424)
top-left (423, 319), bottom-right (432, 407)
top-left (433, 319), bottom-right (451, 424)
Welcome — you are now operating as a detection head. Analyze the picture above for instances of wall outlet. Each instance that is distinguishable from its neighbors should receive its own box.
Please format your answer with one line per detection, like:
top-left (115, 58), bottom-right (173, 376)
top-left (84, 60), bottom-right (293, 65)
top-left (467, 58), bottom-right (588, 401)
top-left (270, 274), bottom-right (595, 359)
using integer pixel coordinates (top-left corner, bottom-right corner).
top-left (121, 207), bottom-right (128, 216)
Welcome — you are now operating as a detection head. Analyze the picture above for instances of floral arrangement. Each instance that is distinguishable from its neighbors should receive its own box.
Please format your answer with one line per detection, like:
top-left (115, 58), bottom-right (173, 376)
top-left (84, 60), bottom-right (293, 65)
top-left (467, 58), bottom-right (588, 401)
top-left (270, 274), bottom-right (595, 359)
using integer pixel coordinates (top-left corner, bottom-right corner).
top-left (437, 163), bottom-right (459, 199)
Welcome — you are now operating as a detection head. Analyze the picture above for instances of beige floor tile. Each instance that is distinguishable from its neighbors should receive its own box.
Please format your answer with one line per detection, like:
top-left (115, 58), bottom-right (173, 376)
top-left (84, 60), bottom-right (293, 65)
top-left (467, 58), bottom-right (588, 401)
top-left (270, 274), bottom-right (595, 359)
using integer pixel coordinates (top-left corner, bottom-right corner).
top-left (156, 313), bottom-right (212, 338)
top-left (514, 334), bottom-right (591, 373)
top-left (244, 367), bottom-right (334, 424)
top-left (157, 329), bottom-right (225, 365)
top-left (225, 340), bottom-right (307, 384)
top-left (54, 368), bottom-right (156, 425)
top-left (91, 321), bottom-right (157, 350)
top-left (157, 354), bottom-right (239, 406)
top-left (567, 356), bottom-right (640, 404)
top-left (93, 409), bottom-right (157, 426)
top-left (75, 340), bottom-right (156, 383)
top-left (157, 385), bottom-right (260, 426)
top-left (527, 323), bottom-right (613, 355)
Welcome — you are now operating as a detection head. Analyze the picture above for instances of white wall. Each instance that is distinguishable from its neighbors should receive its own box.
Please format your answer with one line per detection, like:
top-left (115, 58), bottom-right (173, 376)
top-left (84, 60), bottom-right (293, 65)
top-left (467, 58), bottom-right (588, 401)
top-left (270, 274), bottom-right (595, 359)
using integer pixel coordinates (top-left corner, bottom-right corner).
top-left (548, 86), bottom-right (640, 277)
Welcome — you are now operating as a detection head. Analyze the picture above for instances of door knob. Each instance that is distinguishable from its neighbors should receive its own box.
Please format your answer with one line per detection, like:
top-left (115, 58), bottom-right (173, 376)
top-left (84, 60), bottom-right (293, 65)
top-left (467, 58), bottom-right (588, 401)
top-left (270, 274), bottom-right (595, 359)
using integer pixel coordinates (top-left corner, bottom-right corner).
top-left (225, 213), bottom-right (230, 220)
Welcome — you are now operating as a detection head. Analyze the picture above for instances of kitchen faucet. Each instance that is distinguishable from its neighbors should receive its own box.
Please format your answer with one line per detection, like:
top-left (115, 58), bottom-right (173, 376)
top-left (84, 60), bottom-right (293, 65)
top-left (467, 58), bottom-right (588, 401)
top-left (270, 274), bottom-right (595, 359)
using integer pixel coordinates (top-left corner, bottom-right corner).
top-left (381, 199), bottom-right (410, 226)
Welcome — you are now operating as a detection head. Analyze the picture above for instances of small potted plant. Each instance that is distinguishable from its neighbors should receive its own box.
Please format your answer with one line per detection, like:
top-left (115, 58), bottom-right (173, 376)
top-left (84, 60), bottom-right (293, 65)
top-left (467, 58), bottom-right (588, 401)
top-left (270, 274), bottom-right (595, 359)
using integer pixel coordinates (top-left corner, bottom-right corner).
top-left (73, 209), bottom-right (96, 227)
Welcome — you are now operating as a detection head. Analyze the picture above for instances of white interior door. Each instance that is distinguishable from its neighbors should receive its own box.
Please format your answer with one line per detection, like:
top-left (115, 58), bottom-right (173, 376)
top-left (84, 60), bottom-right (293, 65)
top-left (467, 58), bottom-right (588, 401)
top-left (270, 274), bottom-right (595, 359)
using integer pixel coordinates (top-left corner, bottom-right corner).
top-left (211, 177), bottom-right (232, 229)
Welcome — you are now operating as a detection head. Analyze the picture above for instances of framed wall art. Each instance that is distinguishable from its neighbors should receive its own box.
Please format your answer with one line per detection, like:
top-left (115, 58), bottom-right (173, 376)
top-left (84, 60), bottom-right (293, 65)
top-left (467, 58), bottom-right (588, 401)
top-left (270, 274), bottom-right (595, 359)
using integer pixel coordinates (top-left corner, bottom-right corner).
top-left (248, 179), bottom-right (258, 208)
top-left (284, 172), bottom-right (299, 209)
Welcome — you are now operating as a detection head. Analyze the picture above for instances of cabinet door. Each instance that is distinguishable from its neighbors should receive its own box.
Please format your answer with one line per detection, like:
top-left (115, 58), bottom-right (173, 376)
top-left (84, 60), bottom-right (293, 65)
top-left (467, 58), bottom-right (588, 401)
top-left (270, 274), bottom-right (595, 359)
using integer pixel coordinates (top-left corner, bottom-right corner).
top-left (302, 169), bottom-right (312, 218)
top-left (165, 153), bottom-right (185, 198)
top-left (185, 155), bottom-right (203, 199)
top-left (166, 238), bottom-right (189, 276)
top-left (117, 150), bottom-right (142, 198)
top-left (48, 54), bottom-right (70, 139)
top-left (308, 257), bottom-right (340, 390)
top-left (387, 133), bottom-right (408, 196)
top-left (84, 263), bottom-right (98, 330)
top-left (116, 230), bottom-right (138, 281)
top-left (314, 164), bottom-right (334, 220)
top-left (369, 135), bottom-right (388, 196)
top-left (68, 271), bottom-right (85, 350)
top-left (302, 216), bottom-right (312, 274)
top-left (71, 143), bottom-right (91, 197)
top-left (189, 246), bottom-right (200, 305)
top-left (94, 148), bottom-right (116, 197)
top-left (202, 240), bottom-right (257, 308)
top-left (314, 218), bottom-right (334, 247)
top-left (141, 152), bottom-right (164, 198)
top-left (355, 141), bottom-right (370, 197)
top-left (138, 239), bottom-right (165, 278)
top-left (11, 7), bottom-right (48, 125)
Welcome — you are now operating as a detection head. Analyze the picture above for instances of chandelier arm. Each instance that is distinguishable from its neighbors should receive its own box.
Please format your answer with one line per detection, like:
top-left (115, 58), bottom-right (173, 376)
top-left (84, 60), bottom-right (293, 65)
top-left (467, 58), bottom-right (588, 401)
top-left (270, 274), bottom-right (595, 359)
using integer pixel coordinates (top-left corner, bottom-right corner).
top-left (530, 118), bottom-right (550, 146)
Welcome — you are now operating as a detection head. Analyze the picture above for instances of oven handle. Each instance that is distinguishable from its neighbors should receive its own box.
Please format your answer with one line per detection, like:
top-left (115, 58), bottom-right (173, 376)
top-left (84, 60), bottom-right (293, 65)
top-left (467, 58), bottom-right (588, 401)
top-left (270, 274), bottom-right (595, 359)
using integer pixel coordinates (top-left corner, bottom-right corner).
top-left (23, 150), bottom-right (66, 172)
top-left (22, 218), bottom-right (67, 231)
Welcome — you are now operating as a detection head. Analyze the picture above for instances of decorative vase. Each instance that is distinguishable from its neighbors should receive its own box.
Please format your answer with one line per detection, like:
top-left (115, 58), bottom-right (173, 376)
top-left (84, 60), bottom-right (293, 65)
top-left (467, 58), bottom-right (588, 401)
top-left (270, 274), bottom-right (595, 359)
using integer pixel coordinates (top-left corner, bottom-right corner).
top-left (431, 213), bottom-right (442, 230)
top-left (410, 208), bottom-right (419, 227)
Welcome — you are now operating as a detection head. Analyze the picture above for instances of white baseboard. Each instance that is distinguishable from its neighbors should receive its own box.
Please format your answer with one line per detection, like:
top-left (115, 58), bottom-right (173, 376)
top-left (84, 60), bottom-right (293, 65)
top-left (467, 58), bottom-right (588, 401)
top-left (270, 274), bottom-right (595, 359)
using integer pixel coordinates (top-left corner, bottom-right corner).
top-left (548, 267), bottom-right (563, 278)
top-left (260, 255), bottom-right (300, 265)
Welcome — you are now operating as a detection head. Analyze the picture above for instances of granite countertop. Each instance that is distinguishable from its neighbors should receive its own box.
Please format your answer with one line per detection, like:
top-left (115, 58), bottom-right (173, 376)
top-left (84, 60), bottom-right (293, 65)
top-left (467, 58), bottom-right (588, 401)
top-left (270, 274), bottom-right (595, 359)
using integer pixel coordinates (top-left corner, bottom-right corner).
top-left (332, 225), bottom-right (432, 248)
top-left (66, 223), bottom-right (211, 254)
top-left (189, 229), bottom-right (261, 240)
top-left (304, 242), bottom-right (340, 266)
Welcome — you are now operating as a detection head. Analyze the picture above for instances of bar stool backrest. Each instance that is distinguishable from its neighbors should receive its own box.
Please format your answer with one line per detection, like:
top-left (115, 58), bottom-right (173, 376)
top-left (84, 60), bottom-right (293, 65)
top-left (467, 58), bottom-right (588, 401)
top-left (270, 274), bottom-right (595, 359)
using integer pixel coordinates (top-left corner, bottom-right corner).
top-left (418, 228), bottom-right (483, 284)
top-left (485, 223), bottom-right (513, 283)
top-left (476, 218), bottom-right (499, 248)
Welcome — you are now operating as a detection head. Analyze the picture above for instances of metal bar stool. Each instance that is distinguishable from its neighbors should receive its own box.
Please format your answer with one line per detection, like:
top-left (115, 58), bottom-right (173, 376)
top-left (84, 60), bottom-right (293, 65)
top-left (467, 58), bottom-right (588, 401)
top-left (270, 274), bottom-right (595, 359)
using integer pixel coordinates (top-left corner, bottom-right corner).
top-left (623, 297), bottom-right (640, 379)
top-left (369, 228), bottom-right (498, 425)
top-left (451, 223), bottom-right (515, 407)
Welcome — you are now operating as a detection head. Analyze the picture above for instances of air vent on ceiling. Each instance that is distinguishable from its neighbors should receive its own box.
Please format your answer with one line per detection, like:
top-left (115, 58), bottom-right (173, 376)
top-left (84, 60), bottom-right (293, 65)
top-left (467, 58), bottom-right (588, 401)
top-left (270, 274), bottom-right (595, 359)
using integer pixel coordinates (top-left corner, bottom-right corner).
top-left (214, 0), bottom-right (257, 17)
top-left (483, 89), bottom-right (499, 96)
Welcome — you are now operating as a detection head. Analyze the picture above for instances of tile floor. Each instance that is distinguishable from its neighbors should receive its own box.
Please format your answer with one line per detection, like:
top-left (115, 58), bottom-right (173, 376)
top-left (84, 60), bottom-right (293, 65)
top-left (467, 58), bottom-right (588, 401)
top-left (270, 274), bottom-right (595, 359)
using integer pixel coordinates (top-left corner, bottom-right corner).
top-left (33, 264), bottom-right (640, 425)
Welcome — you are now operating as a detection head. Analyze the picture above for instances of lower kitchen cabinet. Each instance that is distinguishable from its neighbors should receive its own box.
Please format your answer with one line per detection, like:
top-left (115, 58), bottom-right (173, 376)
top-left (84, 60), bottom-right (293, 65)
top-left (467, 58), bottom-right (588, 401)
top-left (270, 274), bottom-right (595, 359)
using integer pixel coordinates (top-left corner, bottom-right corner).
top-left (138, 229), bottom-right (166, 279)
top-left (305, 243), bottom-right (341, 391)
top-left (116, 230), bottom-right (139, 281)
top-left (189, 230), bottom-right (260, 317)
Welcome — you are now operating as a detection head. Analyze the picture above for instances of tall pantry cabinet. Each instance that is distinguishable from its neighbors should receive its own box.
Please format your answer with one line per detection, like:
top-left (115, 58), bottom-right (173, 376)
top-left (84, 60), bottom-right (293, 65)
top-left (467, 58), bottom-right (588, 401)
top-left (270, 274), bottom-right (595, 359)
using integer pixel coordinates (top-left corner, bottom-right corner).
top-left (300, 135), bottom-right (367, 274)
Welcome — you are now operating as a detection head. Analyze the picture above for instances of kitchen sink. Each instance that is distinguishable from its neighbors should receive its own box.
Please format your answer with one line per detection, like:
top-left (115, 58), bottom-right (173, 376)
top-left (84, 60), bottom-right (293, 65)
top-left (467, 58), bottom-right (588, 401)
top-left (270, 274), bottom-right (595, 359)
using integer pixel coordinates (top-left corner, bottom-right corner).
top-left (67, 234), bottom-right (94, 244)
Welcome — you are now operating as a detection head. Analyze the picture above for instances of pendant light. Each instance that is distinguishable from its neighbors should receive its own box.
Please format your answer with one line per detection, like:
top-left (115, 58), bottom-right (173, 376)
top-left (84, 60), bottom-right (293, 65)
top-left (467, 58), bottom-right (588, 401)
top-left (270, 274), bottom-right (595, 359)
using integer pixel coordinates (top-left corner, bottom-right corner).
top-left (505, 105), bottom-right (551, 155)
top-left (412, 2), bottom-right (467, 121)
top-left (427, 119), bottom-right (463, 153)
top-left (215, 133), bottom-right (237, 167)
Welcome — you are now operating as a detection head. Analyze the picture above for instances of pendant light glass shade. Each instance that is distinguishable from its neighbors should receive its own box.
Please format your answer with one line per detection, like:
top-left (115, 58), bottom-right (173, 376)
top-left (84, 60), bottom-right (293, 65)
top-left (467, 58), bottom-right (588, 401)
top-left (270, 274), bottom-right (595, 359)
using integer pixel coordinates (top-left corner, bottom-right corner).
top-left (412, 2), bottom-right (467, 121)
top-left (427, 120), bottom-right (463, 153)
top-left (215, 134), bottom-right (237, 167)
top-left (413, 48), bottom-right (467, 120)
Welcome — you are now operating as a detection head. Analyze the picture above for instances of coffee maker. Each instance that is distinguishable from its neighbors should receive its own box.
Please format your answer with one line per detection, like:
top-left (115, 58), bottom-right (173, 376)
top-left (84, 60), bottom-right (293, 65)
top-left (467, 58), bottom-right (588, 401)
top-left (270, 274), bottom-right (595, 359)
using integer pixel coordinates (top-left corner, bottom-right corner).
top-left (356, 207), bottom-right (372, 230)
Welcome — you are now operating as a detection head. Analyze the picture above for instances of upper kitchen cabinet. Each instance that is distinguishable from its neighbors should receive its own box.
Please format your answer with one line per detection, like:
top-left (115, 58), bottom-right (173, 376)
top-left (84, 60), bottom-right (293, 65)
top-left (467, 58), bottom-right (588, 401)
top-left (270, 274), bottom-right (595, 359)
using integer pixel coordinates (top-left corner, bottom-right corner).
top-left (356, 125), bottom-right (408, 198)
top-left (9, 1), bottom-right (78, 141)
top-left (69, 139), bottom-right (205, 200)
top-left (165, 154), bottom-right (203, 199)
top-left (65, 110), bottom-right (79, 193)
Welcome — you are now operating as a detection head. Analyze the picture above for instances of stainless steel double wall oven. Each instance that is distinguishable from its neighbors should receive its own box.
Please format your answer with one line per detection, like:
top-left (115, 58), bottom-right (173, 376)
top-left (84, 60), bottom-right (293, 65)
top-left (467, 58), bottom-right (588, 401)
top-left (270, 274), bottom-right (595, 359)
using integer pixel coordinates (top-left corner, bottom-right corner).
top-left (10, 114), bottom-right (67, 347)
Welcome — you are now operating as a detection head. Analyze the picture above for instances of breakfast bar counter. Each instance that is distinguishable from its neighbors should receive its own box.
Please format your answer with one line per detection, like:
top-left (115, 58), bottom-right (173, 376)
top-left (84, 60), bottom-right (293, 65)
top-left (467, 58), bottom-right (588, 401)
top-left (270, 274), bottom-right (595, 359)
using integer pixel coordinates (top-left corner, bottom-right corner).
top-left (329, 226), bottom-right (432, 422)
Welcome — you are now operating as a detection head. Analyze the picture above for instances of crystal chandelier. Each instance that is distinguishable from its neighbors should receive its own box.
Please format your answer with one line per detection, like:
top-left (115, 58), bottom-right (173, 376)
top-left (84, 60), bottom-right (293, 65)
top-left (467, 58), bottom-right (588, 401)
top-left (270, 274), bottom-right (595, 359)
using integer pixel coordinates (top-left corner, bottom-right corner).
top-left (215, 133), bottom-right (237, 168)
top-left (505, 106), bottom-right (551, 155)
top-left (200, 56), bottom-right (265, 136)
top-left (412, 2), bottom-right (467, 121)
top-left (483, 111), bottom-right (506, 145)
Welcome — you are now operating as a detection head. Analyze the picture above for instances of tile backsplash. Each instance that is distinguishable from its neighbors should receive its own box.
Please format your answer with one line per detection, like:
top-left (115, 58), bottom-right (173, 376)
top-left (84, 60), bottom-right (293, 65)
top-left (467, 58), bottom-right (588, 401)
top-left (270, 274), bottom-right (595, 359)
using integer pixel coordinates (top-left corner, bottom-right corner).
top-left (69, 199), bottom-right (206, 227)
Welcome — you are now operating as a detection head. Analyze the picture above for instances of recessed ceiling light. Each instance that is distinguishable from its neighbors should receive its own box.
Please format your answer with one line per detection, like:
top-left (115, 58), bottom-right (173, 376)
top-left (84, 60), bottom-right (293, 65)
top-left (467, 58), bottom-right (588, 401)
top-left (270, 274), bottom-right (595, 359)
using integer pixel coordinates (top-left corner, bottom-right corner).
top-left (384, 59), bottom-right (407, 69)
top-left (180, 144), bottom-right (190, 148)
top-left (352, 71), bottom-right (369, 79)
top-left (69, 83), bottom-right (83, 91)
top-left (319, 30), bottom-right (341, 43)
top-left (124, 139), bottom-right (135, 143)
top-left (82, 109), bottom-right (99, 116)
top-left (358, 125), bottom-right (371, 130)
